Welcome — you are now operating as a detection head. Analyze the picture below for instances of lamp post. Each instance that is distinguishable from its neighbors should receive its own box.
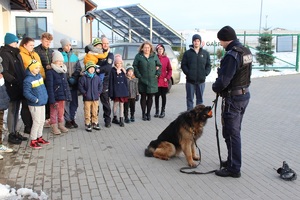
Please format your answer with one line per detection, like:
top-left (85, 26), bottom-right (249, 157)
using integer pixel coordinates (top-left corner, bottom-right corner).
top-left (259, 0), bottom-right (263, 34)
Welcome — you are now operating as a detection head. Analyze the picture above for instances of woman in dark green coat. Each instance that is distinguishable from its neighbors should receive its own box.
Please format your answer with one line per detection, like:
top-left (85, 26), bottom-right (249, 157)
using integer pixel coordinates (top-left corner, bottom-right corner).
top-left (133, 41), bottom-right (161, 121)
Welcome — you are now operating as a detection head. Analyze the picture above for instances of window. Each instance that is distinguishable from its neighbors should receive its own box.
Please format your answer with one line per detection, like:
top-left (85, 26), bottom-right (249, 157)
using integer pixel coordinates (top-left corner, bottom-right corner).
top-left (16, 17), bottom-right (47, 39)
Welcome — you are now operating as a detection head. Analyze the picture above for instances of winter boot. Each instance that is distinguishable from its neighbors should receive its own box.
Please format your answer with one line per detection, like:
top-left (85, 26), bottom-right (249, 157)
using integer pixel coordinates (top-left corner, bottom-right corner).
top-left (51, 124), bottom-right (61, 135)
top-left (124, 117), bottom-right (131, 123)
top-left (154, 108), bottom-right (159, 118)
top-left (58, 122), bottom-right (69, 133)
top-left (159, 107), bottom-right (165, 118)
top-left (112, 116), bottom-right (119, 124)
top-left (142, 113), bottom-right (147, 121)
top-left (130, 114), bottom-right (135, 122)
top-left (119, 117), bottom-right (125, 127)
top-left (146, 113), bottom-right (151, 121)
top-left (65, 121), bottom-right (74, 129)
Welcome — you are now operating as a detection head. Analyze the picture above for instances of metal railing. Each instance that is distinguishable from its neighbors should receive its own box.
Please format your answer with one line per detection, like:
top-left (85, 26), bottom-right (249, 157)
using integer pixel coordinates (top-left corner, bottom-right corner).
top-left (34, 0), bottom-right (51, 9)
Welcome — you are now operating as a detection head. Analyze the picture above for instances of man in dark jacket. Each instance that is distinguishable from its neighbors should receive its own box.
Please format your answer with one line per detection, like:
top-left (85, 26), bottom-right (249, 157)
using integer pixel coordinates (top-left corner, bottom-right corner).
top-left (212, 26), bottom-right (252, 178)
top-left (0, 33), bottom-right (28, 144)
top-left (96, 37), bottom-right (114, 128)
top-left (181, 34), bottom-right (211, 111)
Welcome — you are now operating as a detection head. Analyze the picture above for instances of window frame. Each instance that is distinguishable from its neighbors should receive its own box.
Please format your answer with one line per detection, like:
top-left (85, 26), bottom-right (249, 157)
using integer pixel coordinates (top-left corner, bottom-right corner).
top-left (16, 16), bottom-right (47, 39)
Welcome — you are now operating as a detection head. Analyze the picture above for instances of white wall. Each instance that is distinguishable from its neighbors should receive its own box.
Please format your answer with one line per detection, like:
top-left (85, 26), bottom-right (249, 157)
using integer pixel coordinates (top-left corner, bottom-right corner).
top-left (10, 10), bottom-right (54, 47)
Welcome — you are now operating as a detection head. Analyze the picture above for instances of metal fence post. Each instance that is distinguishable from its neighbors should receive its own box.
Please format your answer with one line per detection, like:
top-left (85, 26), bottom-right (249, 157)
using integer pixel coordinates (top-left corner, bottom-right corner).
top-left (296, 34), bottom-right (300, 72)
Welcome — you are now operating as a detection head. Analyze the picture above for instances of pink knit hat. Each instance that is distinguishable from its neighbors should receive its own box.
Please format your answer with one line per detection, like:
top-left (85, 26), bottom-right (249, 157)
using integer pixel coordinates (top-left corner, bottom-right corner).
top-left (114, 54), bottom-right (123, 65)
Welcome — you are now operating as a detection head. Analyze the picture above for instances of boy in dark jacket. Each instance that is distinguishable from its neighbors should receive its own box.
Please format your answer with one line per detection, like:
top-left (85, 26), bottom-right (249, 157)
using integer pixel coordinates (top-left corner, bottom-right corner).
top-left (23, 60), bottom-right (49, 149)
top-left (78, 61), bottom-right (102, 132)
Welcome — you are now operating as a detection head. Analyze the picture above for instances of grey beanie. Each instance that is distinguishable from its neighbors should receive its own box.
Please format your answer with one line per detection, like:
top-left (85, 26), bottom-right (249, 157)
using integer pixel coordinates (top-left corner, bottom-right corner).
top-left (192, 34), bottom-right (202, 42)
top-left (52, 50), bottom-right (64, 63)
top-left (60, 38), bottom-right (71, 48)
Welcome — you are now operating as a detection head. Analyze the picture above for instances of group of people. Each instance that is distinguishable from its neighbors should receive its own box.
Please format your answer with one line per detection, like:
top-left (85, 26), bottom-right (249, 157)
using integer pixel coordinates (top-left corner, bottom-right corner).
top-left (0, 32), bottom-right (174, 147)
top-left (0, 25), bottom-right (252, 179)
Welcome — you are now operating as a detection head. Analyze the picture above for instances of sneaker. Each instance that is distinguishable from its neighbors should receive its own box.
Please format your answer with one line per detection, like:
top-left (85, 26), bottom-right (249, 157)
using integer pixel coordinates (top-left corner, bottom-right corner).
top-left (8, 133), bottom-right (22, 144)
top-left (30, 140), bottom-right (42, 149)
top-left (85, 124), bottom-right (92, 132)
top-left (15, 132), bottom-right (28, 141)
top-left (37, 137), bottom-right (50, 145)
top-left (65, 121), bottom-right (74, 129)
top-left (71, 120), bottom-right (78, 128)
top-left (92, 123), bottom-right (101, 130)
top-left (0, 145), bottom-right (13, 153)
top-left (0, 154), bottom-right (3, 160)
top-left (215, 168), bottom-right (241, 178)
top-left (44, 119), bottom-right (51, 128)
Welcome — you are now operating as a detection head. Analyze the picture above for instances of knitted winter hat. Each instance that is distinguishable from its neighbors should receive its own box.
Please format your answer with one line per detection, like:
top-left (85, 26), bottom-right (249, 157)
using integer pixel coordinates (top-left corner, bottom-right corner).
top-left (192, 34), bottom-right (202, 42)
top-left (60, 38), bottom-right (71, 48)
top-left (155, 44), bottom-right (165, 52)
top-left (52, 50), bottom-right (64, 63)
top-left (27, 59), bottom-right (41, 72)
top-left (85, 61), bottom-right (96, 71)
top-left (4, 33), bottom-right (19, 45)
top-left (217, 26), bottom-right (237, 41)
top-left (92, 38), bottom-right (102, 46)
top-left (126, 65), bottom-right (134, 72)
top-left (114, 54), bottom-right (123, 65)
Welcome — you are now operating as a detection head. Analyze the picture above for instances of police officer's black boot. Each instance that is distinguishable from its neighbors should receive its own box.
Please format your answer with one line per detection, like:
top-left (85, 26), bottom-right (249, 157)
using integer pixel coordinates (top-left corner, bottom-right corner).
top-left (159, 107), bottom-right (165, 118)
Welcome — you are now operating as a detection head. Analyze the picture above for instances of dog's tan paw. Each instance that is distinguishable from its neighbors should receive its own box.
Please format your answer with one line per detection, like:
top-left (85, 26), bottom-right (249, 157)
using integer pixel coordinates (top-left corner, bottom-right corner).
top-left (188, 161), bottom-right (197, 167)
top-left (193, 155), bottom-right (200, 161)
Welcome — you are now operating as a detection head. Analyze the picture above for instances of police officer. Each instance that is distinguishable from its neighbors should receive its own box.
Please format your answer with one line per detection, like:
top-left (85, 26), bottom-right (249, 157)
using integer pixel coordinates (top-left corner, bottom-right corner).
top-left (212, 26), bottom-right (252, 178)
top-left (96, 37), bottom-right (114, 128)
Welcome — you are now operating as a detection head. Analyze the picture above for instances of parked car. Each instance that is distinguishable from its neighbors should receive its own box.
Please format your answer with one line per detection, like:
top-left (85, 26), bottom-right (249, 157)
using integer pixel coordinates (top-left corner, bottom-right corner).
top-left (109, 43), bottom-right (181, 91)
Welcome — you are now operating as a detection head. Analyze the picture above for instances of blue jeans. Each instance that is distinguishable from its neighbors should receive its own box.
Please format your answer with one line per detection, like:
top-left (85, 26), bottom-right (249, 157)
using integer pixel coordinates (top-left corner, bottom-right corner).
top-left (222, 92), bottom-right (250, 173)
top-left (185, 82), bottom-right (205, 111)
top-left (64, 88), bottom-right (79, 121)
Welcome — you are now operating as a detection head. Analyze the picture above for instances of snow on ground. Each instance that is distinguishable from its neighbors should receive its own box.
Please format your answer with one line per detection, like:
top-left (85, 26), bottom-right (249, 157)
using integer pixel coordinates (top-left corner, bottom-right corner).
top-left (0, 184), bottom-right (48, 200)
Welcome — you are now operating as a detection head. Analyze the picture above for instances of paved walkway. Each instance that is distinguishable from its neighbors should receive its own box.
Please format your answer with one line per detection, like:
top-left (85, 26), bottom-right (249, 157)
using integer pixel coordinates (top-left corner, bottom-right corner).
top-left (0, 74), bottom-right (300, 200)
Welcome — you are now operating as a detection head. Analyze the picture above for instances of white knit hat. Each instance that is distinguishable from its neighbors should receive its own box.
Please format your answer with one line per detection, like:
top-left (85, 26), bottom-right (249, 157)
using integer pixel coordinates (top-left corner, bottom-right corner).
top-left (52, 50), bottom-right (64, 63)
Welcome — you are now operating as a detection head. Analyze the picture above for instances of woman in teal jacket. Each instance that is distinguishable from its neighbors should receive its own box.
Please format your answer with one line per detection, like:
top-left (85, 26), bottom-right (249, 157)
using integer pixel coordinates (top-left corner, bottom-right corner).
top-left (132, 41), bottom-right (161, 121)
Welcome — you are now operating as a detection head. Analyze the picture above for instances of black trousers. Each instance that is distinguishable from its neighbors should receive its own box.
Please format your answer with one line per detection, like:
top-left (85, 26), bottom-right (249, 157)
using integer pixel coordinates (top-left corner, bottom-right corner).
top-left (124, 98), bottom-right (136, 118)
top-left (21, 99), bottom-right (32, 131)
top-left (100, 92), bottom-right (111, 124)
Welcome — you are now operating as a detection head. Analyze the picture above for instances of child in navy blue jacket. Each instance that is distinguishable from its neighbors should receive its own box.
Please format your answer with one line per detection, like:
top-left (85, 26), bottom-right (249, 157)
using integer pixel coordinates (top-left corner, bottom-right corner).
top-left (46, 51), bottom-right (71, 135)
top-left (23, 60), bottom-right (49, 149)
top-left (109, 54), bottom-right (128, 127)
top-left (78, 61), bottom-right (102, 132)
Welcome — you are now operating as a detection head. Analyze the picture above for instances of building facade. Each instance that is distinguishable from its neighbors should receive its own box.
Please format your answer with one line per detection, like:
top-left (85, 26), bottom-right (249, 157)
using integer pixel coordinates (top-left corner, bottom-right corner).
top-left (0, 0), bottom-right (97, 49)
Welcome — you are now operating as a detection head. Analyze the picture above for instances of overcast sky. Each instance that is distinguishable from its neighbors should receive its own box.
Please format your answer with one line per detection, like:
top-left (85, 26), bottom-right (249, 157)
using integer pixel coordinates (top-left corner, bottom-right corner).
top-left (94, 0), bottom-right (300, 32)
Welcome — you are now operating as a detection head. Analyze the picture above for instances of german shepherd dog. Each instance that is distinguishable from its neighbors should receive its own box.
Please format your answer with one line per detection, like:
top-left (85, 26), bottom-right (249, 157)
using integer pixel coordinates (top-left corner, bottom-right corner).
top-left (144, 105), bottom-right (212, 167)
